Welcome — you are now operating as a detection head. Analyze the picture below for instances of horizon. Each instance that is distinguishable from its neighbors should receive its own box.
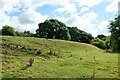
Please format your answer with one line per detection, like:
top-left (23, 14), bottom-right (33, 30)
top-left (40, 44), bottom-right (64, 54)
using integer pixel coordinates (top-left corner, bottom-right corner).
top-left (0, 0), bottom-right (119, 37)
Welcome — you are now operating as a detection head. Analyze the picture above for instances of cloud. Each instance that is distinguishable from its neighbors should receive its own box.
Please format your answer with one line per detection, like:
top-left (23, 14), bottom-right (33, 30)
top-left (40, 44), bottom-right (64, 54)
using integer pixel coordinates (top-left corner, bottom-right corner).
top-left (54, 11), bottom-right (98, 37)
top-left (97, 20), bottom-right (111, 36)
top-left (54, 11), bottom-right (111, 37)
top-left (0, 0), bottom-right (113, 37)
top-left (0, 0), bottom-right (49, 32)
top-left (0, 0), bottom-right (21, 14)
top-left (106, 0), bottom-right (119, 14)
top-left (78, 0), bottom-right (104, 8)
top-left (54, 11), bottom-right (112, 37)
top-left (17, 9), bottom-right (48, 32)
top-left (19, 9), bottom-right (48, 24)
top-left (0, 12), bottom-right (11, 29)
top-left (70, 0), bottom-right (112, 7)
top-left (80, 7), bottom-right (89, 14)
top-left (55, 0), bottom-right (77, 14)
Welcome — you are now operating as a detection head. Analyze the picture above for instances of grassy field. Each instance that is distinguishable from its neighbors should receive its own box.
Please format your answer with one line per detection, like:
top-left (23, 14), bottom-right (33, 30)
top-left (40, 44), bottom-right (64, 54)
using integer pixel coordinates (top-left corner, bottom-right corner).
top-left (1, 36), bottom-right (119, 78)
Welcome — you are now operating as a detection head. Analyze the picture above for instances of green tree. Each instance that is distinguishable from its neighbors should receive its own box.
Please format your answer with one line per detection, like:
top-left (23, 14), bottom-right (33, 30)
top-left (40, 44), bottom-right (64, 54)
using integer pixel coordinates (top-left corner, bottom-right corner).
top-left (2, 25), bottom-right (16, 36)
top-left (36, 19), bottom-right (71, 40)
top-left (97, 34), bottom-right (106, 41)
top-left (105, 35), bottom-right (111, 50)
top-left (16, 31), bottom-right (24, 36)
top-left (91, 38), bottom-right (106, 49)
top-left (23, 31), bottom-right (33, 37)
top-left (108, 15), bottom-right (120, 52)
top-left (68, 27), bottom-right (93, 43)
top-left (0, 29), bottom-right (2, 35)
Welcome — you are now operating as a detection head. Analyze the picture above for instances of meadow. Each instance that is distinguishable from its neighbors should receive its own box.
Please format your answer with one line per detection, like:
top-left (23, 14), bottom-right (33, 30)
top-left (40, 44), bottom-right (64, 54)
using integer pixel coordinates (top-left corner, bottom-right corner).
top-left (1, 36), bottom-right (119, 78)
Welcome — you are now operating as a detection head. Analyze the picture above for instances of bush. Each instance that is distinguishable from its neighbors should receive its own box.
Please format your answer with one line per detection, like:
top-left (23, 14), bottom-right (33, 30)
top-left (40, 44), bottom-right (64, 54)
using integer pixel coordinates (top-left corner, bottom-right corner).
top-left (91, 38), bottom-right (106, 49)
top-left (47, 49), bottom-right (60, 57)
top-left (47, 49), bottom-right (55, 55)
top-left (35, 50), bottom-right (42, 55)
top-left (105, 35), bottom-right (111, 50)
top-left (99, 40), bottom-right (106, 49)
top-left (16, 31), bottom-right (24, 36)
top-left (2, 25), bottom-right (16, 36)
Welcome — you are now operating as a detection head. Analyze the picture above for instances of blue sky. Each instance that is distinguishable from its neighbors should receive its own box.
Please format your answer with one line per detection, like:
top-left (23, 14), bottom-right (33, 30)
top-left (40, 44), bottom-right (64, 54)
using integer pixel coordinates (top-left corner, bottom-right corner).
top-left (0, 0), bottom-right (119, 37)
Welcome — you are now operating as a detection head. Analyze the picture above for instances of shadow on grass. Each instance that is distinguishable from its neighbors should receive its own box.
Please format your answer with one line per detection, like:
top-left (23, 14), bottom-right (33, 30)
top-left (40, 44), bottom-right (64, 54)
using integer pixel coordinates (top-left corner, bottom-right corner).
top-left (104, 50), bottom-right (120, 54)
top-left (16, 64), bottom-right (31, 72)
top-left (20, 64), bottom-right (30, 70)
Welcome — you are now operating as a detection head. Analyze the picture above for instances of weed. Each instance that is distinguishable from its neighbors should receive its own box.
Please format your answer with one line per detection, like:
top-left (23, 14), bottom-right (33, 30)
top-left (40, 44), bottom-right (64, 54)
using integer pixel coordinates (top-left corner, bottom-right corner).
top-left (35, 49), bottom-right (42, 55)
top-left (29, 57), bottom-right (34, 66)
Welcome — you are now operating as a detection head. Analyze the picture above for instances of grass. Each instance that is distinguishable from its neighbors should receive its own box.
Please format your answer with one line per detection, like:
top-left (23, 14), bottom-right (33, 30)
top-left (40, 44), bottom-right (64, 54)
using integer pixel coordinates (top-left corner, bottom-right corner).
top-left (1, 36), bottom-right (119, 78)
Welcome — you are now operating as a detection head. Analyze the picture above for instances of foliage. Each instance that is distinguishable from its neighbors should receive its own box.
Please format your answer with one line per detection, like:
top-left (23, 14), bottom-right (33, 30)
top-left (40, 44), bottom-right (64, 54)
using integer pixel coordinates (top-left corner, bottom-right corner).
top-left (91, 38), bottom-right (106, 49)
top-left (16, 31), bottom-right (24, 36)
top-left (2, 25), bottom-right (16, 36)
top-left (105, 35), bottom-right (111, 50)
top-left (0, 29), bottom-right (2, 35)
top-left (23, 31), bottom-right (34, 37)
top-left (97, 34), bottom-right (106, 41)
top-left (36, 19), bottom-right (71, 40)
top-left (68, 27), bottom-right (93, 43)
top-left (35, 50), bottom-right (42, 55)
top-left (108, 15), bottom-right (120, 52)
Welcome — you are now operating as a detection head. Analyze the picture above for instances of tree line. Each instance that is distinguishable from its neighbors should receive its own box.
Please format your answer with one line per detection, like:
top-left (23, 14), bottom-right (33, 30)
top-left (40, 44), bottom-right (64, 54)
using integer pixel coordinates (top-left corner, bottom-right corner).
top-left (0, 15), bottom-right (120, 53)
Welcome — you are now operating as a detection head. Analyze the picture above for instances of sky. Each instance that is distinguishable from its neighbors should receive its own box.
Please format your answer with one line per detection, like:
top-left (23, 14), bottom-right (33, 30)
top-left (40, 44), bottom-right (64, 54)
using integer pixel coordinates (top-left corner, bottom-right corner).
top-left (0, 0), bottom-right (119, 37)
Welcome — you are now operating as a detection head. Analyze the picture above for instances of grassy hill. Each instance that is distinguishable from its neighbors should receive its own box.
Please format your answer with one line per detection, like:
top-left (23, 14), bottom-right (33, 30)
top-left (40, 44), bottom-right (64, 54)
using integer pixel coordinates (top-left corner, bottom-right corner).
top-left (1, 36), bottom-right (119, 78)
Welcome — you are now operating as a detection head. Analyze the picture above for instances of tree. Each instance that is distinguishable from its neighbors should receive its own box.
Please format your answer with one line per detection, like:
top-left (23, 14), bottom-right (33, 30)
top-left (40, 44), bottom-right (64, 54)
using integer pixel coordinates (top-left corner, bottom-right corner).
top-left (91, 38), bottom-right (106, 49)
top-left (36, 19), bottom-right (71, 40)
top-left (0, 29), bottom-right (2, 35)
top-left (2, 25), bottom-right (16, 36)
top-left (23, 31), bottom-right (34, 37)
top-left (97, 34), bottom-right (106, 41)
top-left (108, 15), bottom-right (120, 52)
top-left (105, 35), bottom-right (111, 50)
top-left (16, 31), bottom-right (24, 36)
top-left (68, 27), bottom-right (93, 43)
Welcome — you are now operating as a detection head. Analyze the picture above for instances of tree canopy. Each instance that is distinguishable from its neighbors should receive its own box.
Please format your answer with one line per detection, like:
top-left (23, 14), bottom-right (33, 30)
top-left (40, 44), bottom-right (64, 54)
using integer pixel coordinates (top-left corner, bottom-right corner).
top-left (68, 27), bottom-right (93, 43)
top-left (36, 19), bottom-right (71, 40)
top-left (23, 31), bottom-right (34, 37)
top-left (91, 38), bottom-right (106, 49)
top-left (36, 19), bottom-right (93, 43)
top-left (2, 25), bottom-right (16, 36)
top-left (108, 15), bottom-right (120, 52)
top-left (97, 34), bottom-right (106, 41)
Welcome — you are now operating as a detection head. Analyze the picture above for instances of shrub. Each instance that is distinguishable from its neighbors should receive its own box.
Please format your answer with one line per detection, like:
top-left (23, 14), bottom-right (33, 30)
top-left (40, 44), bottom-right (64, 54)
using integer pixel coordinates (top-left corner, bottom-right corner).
top-left (2, 25), bottom-right (16, 36)
top-left (46, 49), bottom-right (60, 57)
top-left (91, 38), bottom-right (106, 49)
top-left (35, 50), bottom-right (42, 55)
top-left (47, 49), bottom-right (54, 55)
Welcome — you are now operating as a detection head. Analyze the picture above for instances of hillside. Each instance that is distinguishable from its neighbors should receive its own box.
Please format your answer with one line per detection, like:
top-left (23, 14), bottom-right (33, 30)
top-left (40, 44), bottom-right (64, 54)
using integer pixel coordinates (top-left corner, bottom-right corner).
top-left (1, 36), bottom-right (119, 78)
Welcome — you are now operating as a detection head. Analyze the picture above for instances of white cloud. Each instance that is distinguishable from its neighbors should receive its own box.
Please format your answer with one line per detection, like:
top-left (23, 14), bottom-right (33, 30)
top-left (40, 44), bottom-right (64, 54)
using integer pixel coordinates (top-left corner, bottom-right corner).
top-left (0, 12), bottom-right (11, 29)
top-left (0, 0), bottom-right (21, 14)
top-left (0, 0), bottom-right (49, 32)
top-left (19, 9), bottom-right (48, 25)
top-left (0, 0), bottom-right (113, 37)
top-left (80, 7), bottom-right (89, 14)
top-left (54, 11), bottom-right (111, 37)
top-left (70, 0), bottom-right (112, 8)
top-left (97, 20), bottom-right (111, 36)
top-left (106, 0), bottom-right (120, 14)
top-left (78, 0), bottom-right (104, 8)
top-left (54, 11), bottom-right (98, 37)
top-left (17, 9), bottom-right (48, 32)
top-left (55, 0), bottom-right (77, 14)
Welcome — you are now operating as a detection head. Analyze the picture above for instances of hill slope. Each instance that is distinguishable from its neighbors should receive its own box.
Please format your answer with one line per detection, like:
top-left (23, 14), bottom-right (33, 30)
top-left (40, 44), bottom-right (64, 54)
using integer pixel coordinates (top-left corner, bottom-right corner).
top-left (1, 36), bottom-right (119, 78)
